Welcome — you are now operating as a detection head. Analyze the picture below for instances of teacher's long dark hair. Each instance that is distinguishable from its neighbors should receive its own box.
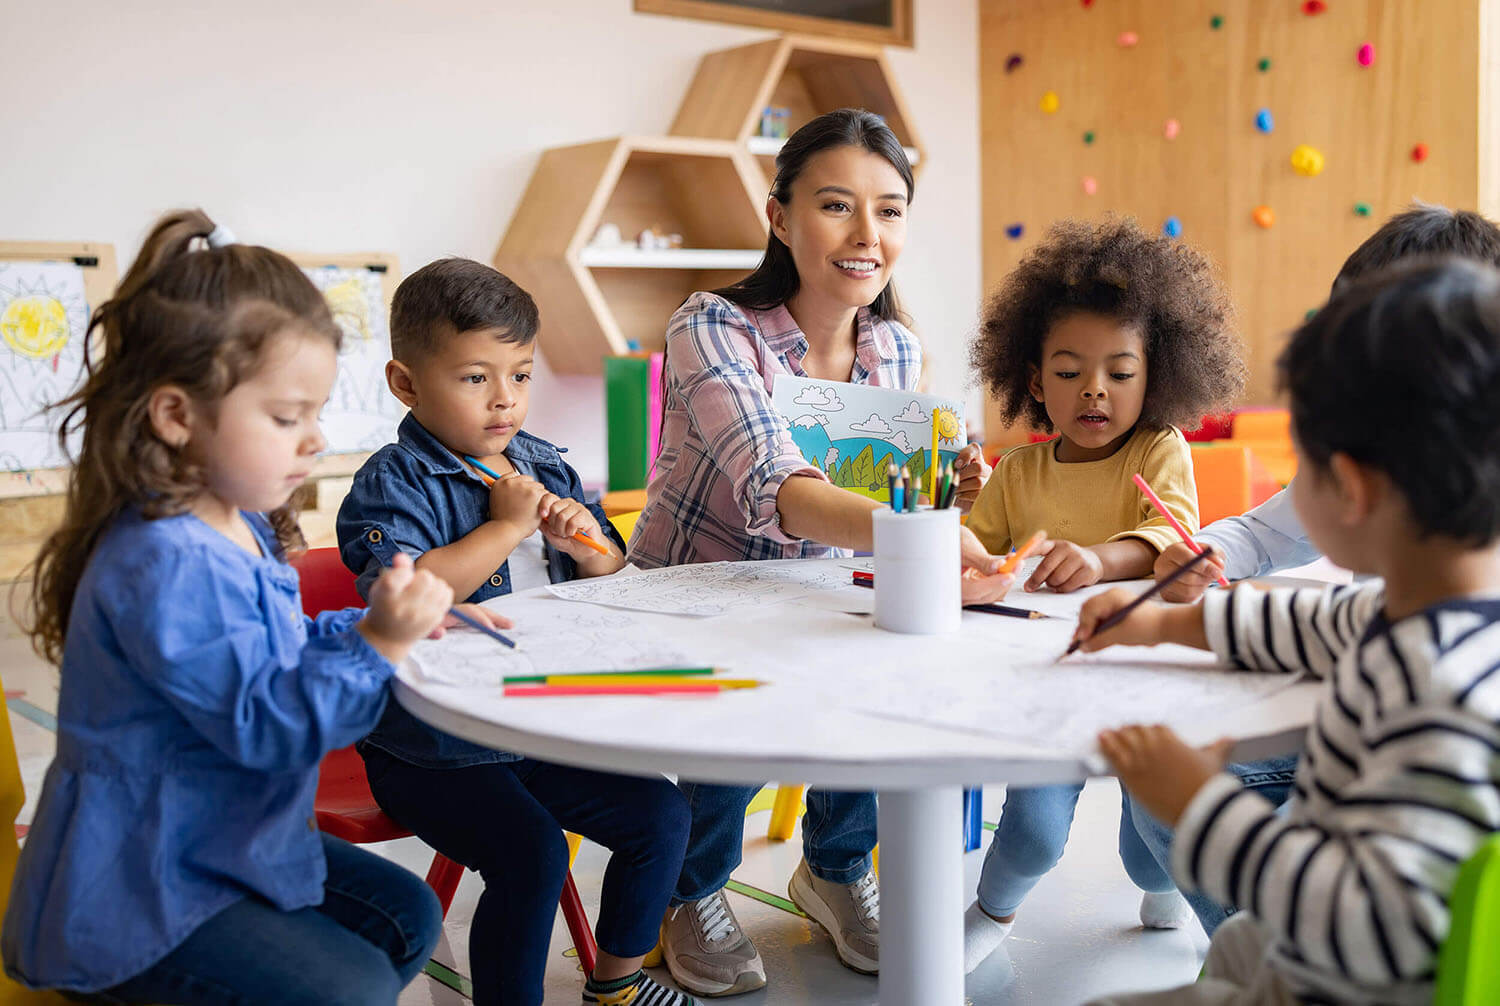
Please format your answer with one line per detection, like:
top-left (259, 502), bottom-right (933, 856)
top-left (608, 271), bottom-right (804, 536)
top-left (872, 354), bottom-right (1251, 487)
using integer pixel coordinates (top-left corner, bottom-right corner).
top-left (712, 107), bottom-right (914, 321)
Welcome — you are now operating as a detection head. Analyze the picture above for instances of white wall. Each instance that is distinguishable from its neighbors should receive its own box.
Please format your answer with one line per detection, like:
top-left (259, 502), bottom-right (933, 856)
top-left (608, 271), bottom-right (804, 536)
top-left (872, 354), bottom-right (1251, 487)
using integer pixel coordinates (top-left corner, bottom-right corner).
top-left (1, 0), bottom-right (979, 485)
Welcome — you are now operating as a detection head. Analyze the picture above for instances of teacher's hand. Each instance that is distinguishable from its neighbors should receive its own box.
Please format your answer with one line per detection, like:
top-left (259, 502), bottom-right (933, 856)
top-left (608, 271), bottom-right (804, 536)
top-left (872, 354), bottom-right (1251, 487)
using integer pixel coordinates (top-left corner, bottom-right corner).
top-left (952, 443), bottom-right (991, 513)
top-left (959, 525), bottom-right (1014, 604)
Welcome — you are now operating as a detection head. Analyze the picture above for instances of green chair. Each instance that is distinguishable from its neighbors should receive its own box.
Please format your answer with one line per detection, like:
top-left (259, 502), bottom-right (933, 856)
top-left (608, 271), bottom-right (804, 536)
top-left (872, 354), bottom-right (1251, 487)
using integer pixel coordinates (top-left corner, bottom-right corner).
top-left (1434, 833), bottom-right (1500, 1005)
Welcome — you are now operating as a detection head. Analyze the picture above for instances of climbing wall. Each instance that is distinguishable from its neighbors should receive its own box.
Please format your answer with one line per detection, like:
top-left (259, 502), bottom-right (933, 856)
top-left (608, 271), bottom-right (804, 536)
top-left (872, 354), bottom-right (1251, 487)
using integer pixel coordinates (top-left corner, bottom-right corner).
top-left (979, 0), bottom-right (1499, 436)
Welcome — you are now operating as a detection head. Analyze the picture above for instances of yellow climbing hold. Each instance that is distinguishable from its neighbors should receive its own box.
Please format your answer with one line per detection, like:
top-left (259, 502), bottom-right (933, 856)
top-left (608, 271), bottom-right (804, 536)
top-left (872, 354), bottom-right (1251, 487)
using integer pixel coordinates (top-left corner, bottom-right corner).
top-left (1039, 90), bottom-right (1060, 114)
top-left (1290, 144), bottom-right (1326, 177)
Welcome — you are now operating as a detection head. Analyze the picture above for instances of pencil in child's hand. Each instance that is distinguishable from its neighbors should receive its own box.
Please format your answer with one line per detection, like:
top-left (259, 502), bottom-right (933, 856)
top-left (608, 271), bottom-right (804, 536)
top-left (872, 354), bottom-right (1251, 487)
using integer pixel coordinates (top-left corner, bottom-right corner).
top-left (998, 529), bottom-right (1047, 575)
top-left (1132, 473), bottom-right (1230, 588)
top-left (1060, 546), bottom-right (1216, 659)
top-left (464, 454), bottom-right (611, 556)
top-left (370, 546), bottom-right (517, 649)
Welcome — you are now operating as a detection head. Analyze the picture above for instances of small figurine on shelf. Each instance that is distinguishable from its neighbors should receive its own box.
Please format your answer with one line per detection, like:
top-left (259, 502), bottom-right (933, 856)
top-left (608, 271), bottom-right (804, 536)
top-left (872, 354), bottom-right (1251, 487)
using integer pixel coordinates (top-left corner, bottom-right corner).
top-left (664, 233), bottom-right (684, 249)
top-left (758, 105), bottom-right (791, 139)
top-left (588, 222), bottom-right (623, 248)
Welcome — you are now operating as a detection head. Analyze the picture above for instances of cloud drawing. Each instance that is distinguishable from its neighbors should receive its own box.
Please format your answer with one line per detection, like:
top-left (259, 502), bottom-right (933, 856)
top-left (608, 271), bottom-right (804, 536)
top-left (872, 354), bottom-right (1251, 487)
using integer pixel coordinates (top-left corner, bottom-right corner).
top-left (849, 413), bottom-right (894, 436)
top-left (792, 385), bottom-right (844, 412)
top-left (892, 400), bottom-right (928, 424)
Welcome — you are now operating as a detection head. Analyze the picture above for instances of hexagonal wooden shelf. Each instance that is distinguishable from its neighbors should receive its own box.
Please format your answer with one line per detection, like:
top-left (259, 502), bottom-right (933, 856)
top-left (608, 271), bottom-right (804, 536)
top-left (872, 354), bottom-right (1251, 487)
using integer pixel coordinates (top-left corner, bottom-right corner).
top-left (670, 34), bottom-right (926, 187)
top-left (493, 136), bottom-right (767, 375)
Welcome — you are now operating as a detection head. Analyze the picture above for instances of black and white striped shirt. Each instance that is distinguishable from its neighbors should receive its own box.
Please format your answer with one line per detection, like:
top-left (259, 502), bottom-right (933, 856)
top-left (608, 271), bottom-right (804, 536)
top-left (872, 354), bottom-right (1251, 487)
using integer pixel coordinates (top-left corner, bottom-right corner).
top-left (1172, 582), bottom-right (1500, 1005)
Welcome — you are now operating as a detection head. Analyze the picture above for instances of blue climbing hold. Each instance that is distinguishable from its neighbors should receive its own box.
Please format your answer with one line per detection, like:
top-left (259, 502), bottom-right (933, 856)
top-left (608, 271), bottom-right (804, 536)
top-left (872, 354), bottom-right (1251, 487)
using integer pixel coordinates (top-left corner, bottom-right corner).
top-left (1163, 216), bottom-right (1183, 238)
top-left (1005, 223), bottom-right (1024, 239)
top-left (1254, 108), bottom-right (1274, 133)
top-left (625, 339), bottom-right (643, 352)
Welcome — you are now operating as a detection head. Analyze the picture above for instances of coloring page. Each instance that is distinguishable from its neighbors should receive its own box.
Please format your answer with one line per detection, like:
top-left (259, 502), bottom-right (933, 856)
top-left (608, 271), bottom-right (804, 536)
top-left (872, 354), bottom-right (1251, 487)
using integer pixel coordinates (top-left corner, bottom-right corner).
top-left (546, 558), bottom-right (854, 617)
top-left (771, 375), bottom-right (965, 504)
top-left (0, 261), bottom-right (89, 471)
top-left (300, 265), bottom-right (404, 452)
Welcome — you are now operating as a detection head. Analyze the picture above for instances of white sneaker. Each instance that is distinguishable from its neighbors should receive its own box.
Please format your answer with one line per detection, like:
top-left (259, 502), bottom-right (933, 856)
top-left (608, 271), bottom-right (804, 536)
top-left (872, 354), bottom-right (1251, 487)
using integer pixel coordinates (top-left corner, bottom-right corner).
top-left (660, 891), bottom-right (767, 996)
top-left (787, 860), bottom-right (879, 974)
top-left (1139, 889), bottom-right (1192, 929)
top-left (963, 901), bottom-right (1014, 974)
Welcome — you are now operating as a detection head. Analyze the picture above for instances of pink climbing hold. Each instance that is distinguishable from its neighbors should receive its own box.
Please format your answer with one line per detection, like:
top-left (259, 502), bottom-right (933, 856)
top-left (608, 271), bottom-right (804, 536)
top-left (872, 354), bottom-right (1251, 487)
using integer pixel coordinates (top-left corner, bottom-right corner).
top-left (1302, 0), bottom-right (1327, 13)
top-left (1117, 30), bottom-right (1139, 47)
top-left (1163, 118), bottom-right (1181, 140)
top-left (1357, 42), bottom-right (1375, 67)
top-left (1082, 176), bottom-right (1098, 196)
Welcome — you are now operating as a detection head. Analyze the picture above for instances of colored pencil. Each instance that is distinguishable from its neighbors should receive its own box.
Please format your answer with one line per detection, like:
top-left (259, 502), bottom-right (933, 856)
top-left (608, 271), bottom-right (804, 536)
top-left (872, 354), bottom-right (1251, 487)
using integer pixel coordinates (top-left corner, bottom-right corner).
top-left (503, 683), bottom-right (755, 697)
top-left (891, 470), bottom-right (905, 512)
top-left (964, 602), bottom-right (1050, 620)
top-left (998, 529), bottom-right (1048, 576)
top-left (522, 675), bottom-right (762, 689)
top-left (852, 574), bottom-right (873, 589)
top-left (930, 407), bottom-right (941, 500)
top-left (935, 463), bottom-right (952, 510)
top-left (1061, 547), bottom-right (1217, 658)
top-left (445, 604), bottom-right (518, 649)
top-left (464, 454), bottom-right (611, 556)
top-left (502, 666), bottom-right (720, 684)
top-left (1131, 474), bottom-right (1230, 588)
top-left (886, 463), bottom-right (899, 510)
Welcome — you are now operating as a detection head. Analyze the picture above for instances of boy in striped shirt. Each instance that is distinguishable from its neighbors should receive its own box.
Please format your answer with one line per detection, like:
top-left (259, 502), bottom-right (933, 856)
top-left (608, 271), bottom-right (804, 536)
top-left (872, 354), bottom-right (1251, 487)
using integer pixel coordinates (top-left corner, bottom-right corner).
top-left (1076, 258), bottom-right (1500, 1005)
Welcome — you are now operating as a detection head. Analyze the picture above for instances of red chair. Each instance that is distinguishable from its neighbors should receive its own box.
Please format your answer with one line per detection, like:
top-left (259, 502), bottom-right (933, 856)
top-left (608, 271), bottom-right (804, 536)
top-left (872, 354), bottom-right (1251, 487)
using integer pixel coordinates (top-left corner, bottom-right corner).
top-left (290, 547), bottom-right (600, 976)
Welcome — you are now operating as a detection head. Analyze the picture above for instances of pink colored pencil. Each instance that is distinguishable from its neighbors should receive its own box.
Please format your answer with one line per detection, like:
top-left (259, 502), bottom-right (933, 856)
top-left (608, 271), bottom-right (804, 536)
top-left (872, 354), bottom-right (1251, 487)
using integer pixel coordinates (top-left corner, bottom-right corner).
top-left (1132, 473), bottom-right (1231, 588)
top-left (503, 683), bottom-right (725, 697)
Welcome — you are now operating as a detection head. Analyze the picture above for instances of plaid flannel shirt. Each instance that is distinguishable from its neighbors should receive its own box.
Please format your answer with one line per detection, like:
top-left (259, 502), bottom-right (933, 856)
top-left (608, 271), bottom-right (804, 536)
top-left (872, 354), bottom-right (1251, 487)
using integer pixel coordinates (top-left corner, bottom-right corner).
top-left (629, 291), bottom-right (922, 567)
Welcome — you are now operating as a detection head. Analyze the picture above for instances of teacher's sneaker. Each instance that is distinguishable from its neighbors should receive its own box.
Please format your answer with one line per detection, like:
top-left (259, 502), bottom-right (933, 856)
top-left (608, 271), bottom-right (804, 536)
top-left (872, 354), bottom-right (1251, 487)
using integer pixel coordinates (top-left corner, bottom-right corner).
top-left (788, 859), bottom-right (880, 974)
top-left (660, 892), bottom-right (766, 996)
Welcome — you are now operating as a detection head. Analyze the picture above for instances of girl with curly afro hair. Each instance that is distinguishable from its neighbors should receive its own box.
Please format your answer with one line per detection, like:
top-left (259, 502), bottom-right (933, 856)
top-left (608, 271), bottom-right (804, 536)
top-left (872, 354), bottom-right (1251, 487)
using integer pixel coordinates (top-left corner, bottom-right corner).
top-left (962, 218), bottom-right (1245, 974)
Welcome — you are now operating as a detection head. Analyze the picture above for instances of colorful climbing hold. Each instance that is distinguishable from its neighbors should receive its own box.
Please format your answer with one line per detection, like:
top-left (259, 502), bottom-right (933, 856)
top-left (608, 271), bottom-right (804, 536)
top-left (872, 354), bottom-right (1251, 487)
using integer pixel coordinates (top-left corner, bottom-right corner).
top-left (1354, 202), bottom-right (1372, 216)
top-left (1304, 308), bottom-right (1319, 321)
top-left (1257, 57), bottom-right (1272, 72)
top-left (1210, 14), bottom-right (1224, 28)
top-left (1083, 130), bottom-right (1096, 145)
top-left (1252, 205), bottom-right (1276, 229)
top-left (1117, 31), bottom-right (1139, 47)
top-left (1005, 223), bottom-right (1025, 240)
top-left (1254, 109), bottom-right (1274, 133)
top-left (1357, 42), bottom-right (1375, 67)
top-left (1163, 217), bottom-right (1183, 238)
top-left (1290, 144), bottom-right (1326, 177)
top-left (1006, 53), bottom-right (1024, 73)
top-left (1302, 0), bottom-right (1326, 13)
top-left (1039, 91), bottom-right (1060, 114)
top-left (1081, 0), bottom-right (1094, 7)
top-left (1163, 118), bottom-right (1180, 140)
top-left (1082, 176), bottom-right (1098, 196)
top-left (1411, 142), bottom-right (1429, 162)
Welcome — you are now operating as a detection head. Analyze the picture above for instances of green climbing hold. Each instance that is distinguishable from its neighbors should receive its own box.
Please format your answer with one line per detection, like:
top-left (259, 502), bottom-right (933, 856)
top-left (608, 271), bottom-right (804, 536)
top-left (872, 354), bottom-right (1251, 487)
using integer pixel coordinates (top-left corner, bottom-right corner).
top-left (1354, 202), bottom-right (1372, 217)
top-left (1257, 57), bottom-right (1272, 72)
top-left (1210, 14), bottom-right (1224, 28)
top-left (1304, 308), bottom-right (1318, 321)
top-left (1083, 130), bottom-right (1095, 145)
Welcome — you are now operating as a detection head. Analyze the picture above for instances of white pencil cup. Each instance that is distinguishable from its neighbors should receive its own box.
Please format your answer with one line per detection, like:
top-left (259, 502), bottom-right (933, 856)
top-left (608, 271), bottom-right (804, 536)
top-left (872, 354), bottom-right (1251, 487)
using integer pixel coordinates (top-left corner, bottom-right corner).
top-left (872, 508), bottom-right (961, 635)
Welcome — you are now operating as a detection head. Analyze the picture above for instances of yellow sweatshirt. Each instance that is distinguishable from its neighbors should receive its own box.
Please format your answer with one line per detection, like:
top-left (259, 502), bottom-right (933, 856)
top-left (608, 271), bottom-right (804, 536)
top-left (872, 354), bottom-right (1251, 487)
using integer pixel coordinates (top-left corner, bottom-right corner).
top-left (967, 426), bottom-right (1198, 556)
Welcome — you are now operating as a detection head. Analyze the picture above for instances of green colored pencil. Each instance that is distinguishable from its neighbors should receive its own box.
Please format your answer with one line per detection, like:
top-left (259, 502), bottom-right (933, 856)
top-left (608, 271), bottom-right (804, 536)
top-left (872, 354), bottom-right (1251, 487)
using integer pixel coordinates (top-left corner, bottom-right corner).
top-left (502, 666), bottom-right (720, 685)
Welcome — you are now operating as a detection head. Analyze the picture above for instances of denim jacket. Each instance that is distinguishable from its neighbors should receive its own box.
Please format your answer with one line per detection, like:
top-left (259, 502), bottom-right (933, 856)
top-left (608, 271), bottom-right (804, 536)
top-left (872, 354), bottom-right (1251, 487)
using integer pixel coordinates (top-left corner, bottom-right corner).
top-left (2, 509), bottom-right (394, 992)
top-left (336, 414), bottom-right (624, 768)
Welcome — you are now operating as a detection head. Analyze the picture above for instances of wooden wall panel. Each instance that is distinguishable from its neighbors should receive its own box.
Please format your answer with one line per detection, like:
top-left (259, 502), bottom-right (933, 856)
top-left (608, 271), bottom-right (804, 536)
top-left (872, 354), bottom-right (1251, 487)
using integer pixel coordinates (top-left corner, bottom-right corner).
top-left (980, 0), bottom-right (1497, 444)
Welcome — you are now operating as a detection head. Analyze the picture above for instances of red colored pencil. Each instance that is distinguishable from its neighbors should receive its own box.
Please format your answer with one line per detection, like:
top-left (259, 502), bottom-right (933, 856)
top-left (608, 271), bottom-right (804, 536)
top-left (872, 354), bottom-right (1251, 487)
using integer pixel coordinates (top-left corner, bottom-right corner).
top-left (1132, 474), bottom-right (1231, 588)
top-left (503, 683), bottom-right (729, 697)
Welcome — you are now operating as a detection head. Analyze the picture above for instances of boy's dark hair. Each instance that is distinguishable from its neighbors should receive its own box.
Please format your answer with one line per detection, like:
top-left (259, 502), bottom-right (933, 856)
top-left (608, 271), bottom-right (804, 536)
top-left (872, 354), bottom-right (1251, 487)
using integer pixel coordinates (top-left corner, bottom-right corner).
top-left (1334, 203), bottom-right (1500, 291)
top-left (390, 258), bottom-right (539, 363)
top-left (971, 217), bottom-right (1245, 432)
top-left (1281, 258), bottom-right (1500, 544)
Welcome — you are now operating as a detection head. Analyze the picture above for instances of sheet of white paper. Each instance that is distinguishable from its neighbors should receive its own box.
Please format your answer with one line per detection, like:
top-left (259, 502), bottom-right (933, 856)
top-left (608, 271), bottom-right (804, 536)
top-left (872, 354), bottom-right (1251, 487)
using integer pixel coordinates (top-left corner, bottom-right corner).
top-left (772, 375), bottom-right (965, 504)
top-left (545, 559), bottom-right (854, 617)
top-left (301, 265), bottom-right (404, 453)
top-left (0, 261), bottom-right (90, 470)
top-left (407, 595), bottom-right (694, 688)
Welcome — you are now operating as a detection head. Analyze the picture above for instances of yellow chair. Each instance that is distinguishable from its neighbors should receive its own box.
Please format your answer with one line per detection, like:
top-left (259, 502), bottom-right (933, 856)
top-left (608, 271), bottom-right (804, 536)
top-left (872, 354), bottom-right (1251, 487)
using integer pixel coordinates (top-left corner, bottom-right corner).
top-left (0, 676), bottom-right (71, 1004)
top-left (609, 510), bottom-right (642, 544)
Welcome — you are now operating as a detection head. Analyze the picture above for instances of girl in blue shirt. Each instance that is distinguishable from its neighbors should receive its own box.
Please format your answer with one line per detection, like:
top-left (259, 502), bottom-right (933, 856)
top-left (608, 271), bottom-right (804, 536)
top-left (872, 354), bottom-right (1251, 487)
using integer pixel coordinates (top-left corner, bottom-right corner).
top-left (2, 209), bottom-right (494, 1005)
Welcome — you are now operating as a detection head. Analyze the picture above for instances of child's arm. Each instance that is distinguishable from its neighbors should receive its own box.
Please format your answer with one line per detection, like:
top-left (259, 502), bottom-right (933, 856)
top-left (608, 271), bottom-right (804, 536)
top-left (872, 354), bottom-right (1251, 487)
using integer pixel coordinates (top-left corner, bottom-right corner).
top-left (414, 472), bottom-right (547, 599)
top-left (111, 547), bottom-right (450, 773)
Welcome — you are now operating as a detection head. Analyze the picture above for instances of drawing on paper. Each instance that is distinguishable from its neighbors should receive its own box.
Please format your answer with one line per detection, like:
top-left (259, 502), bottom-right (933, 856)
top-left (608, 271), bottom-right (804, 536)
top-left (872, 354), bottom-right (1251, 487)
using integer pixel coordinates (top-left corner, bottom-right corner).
top-left (407, 599), bottom-right (694, 689)
top-left (0, 261), bottom-right (91, 471)
top-left (300, 265), bottom-right (404, 453)
top-left (772, 375), bottom-right (964, 503)
top-left (547, 559), bottom-right (852, 617)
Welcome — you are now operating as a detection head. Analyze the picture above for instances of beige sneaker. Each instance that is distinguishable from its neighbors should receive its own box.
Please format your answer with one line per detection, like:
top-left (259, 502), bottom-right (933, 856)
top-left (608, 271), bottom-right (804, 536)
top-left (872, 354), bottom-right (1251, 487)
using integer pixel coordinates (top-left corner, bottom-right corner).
top-left (660, 891), bottom-right (767, 997)
top-left (787, 859), bottom-right (879, 974)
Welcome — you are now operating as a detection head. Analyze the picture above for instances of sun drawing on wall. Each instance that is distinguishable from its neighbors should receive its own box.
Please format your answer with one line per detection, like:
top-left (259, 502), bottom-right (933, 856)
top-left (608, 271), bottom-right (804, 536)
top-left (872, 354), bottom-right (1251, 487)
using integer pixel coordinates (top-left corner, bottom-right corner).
top-left (0, 260), bottom-right (92, 470)
top-left (934, 405), bottom-right (962, 444)
top-left (2, 292), bottom-right (73, 366)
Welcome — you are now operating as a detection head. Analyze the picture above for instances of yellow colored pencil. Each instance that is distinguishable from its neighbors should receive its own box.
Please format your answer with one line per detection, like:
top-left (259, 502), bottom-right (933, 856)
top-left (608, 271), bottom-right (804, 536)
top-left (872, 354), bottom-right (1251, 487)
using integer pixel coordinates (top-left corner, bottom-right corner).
top-left (930, 407), bottom-right (940, 499)
top-left (537, 676), bottom-right (763, 689)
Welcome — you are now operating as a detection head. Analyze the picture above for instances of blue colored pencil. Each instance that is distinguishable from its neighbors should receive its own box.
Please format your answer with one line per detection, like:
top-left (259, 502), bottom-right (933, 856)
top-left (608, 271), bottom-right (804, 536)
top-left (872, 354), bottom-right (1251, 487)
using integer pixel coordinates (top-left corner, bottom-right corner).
top-left (892, 470), bottom-right (905, 512)
top-left (374, 550), bottom-right (516, 649)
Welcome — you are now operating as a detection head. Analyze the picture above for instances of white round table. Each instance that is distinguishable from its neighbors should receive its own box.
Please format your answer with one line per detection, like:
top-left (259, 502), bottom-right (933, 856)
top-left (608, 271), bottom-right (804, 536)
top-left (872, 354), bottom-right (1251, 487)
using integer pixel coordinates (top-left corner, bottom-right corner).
top-left (393, 561), bottom-right (1318, 1005)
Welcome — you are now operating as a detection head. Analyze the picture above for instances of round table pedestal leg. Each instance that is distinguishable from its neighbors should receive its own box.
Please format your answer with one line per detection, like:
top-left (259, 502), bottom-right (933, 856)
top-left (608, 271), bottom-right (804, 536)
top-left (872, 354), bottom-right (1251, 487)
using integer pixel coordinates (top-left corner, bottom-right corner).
top-left (877, 785), bottom-right (964, 1005)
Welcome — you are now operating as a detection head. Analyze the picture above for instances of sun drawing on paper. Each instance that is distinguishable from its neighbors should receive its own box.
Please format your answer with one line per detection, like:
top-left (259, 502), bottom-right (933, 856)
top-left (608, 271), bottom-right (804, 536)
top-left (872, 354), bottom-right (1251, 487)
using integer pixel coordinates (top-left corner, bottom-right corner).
top-left (934, 405), bottom-right (962, 444)
top-left (1, 295), bottom-right (71, 360)
top-left (0, 261), bottom-right (92, 471)
top-left (321, 277), bottom-right (373, 347)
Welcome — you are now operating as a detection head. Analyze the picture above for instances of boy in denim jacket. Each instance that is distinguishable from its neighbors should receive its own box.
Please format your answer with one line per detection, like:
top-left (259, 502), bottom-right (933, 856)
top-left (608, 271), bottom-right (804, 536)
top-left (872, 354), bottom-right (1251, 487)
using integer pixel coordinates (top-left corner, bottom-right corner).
top-left (337, 258), bottom-right (695, 1006)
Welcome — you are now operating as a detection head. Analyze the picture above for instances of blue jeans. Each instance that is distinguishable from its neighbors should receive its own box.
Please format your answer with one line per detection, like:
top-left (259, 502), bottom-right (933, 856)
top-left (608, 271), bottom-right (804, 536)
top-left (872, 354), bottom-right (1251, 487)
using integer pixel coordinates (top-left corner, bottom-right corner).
top-left (673, 783), bottom-right (876, 902)
top-left (977, 782), bottom-right (1173, 918)
top-left (83, 834), bottom-right (440, 1005)
top-left (363, 748), bottom-right (690, 1006)
top-left (1129, 755), bottom-right (1298, 936)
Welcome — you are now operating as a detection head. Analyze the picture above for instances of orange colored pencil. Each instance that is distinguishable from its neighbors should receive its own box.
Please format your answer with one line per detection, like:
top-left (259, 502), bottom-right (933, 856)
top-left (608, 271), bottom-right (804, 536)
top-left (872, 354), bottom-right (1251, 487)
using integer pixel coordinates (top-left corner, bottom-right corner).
top-left (999, 529), bottom-right (1048, 575)
top-left (1132, 473), bottom-right (1231, 588)
top-left (464, 455), bottom-right (611, 555)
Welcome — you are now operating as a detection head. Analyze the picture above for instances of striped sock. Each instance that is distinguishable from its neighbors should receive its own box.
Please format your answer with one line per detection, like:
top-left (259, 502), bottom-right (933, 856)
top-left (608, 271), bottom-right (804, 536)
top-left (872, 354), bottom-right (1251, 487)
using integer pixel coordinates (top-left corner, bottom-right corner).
top-left (582, 969), bottom-right (697, 1005)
